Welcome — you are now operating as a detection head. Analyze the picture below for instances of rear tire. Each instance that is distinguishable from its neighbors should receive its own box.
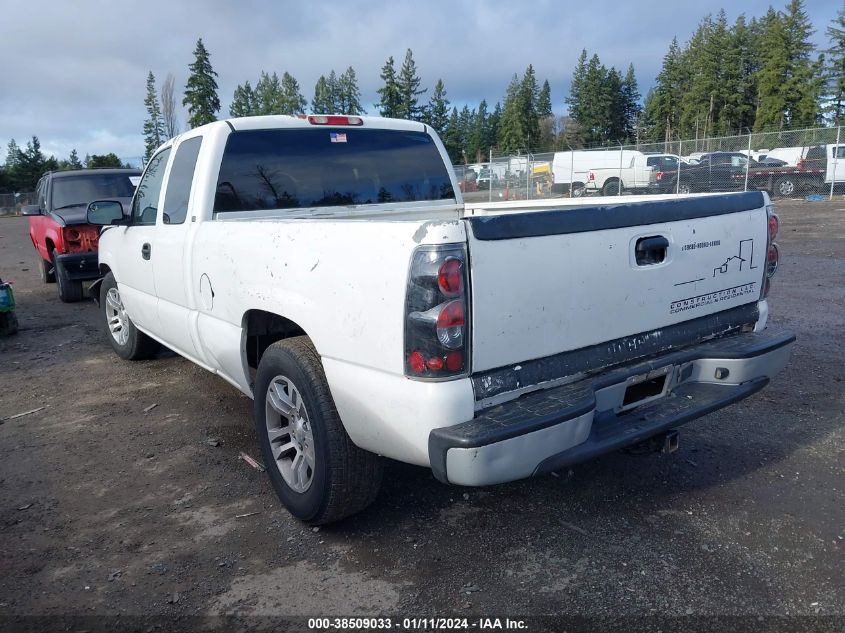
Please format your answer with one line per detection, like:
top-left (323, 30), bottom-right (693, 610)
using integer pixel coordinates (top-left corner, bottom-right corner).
top-left (571, 183), bottom-right (586, 197)
top-left (254, 336), bottom-right (382, 525)
top-left (602, 180), bottom-right (622, 196)
top-left (100, 272), bottom-right (160, 360)
top-left (774, 176), bottom-right (797, 198)
top-left (54, 249), bottom-right (83, 303)
top-left (39, 257), bottom-right (56, 284)
top-left (677, 182), bottom-right (692, 195)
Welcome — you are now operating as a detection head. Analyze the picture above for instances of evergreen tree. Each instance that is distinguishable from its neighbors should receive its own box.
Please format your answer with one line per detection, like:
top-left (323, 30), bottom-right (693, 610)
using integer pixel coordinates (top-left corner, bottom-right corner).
top-left (754, 2), bottom-right (820, 130)
top-left (644, 38), bottom-right (684, 143)
top-left (86, 153), bottom-right (124, 169)
top-left (5, 139), bottom-right (21, 171)
top-left (376, 56), bottom-right (402, 118)
top-left (338, 67), bottom-right (363, 115)
top-left (498, 74), bottom-right (525, 153)
top-left (518, 65), bottom-right (541, 149)
top-left (67, 149), bottom-right (82, 169)
top-left (16, 137), bottom-right (51, 190)
top-left (537, 80), bottom-right (553, 118)
top-left (312, 75), bottom-right (334, 113)
top-left (254, 71), bottom-right (283, 115)
top-left (280, 72), bottom-right (307, 114)
top-left (397, 49), bottom-right (427, 120)
top-left (442, 107), bottom-right (462, 163)
top-left (143, 71), bottom-right (164, 163)
top-left (182, 38), bottom-right (220, 128)
top-left (230, 81), bottom-right (256, 117)
top-left (327, 70), bottom-right (341, 112)
top-left (425, 79), bottom-right (450, 134)
top-left (467, 99), bottom-right (491, 161)
top-left (824, 2), bottom-right (845, 124)
top-left (621, 65), bottom-right (642, 140)
top-left (489, 102), bottom-right (502, 150)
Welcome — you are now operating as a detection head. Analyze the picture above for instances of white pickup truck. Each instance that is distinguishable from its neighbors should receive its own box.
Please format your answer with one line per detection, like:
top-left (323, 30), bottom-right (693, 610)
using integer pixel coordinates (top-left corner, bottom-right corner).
top-left (87, 115), bottom-right (794, 524)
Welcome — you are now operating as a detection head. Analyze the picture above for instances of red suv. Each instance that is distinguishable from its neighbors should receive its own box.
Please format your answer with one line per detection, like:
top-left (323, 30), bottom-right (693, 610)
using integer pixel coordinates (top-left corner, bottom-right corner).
top-left (23, 169), bottom-right (140, 302)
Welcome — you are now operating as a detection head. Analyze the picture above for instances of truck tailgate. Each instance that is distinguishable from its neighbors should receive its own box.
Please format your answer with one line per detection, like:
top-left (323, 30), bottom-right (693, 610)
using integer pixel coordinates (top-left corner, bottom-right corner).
top-left (465, 193), bottom-right (769, 373)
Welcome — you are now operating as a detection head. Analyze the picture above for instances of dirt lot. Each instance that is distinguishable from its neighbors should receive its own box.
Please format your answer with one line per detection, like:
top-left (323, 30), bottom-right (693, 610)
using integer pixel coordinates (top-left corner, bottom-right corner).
top-left (0, 199), bottom-right (843, 631)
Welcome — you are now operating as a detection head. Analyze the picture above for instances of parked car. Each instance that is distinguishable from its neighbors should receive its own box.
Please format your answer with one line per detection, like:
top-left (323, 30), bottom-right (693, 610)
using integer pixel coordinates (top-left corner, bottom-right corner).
top-left (22, 168), bottom-right (140, 301)
top-left (88, 115), bottom-right (793, 524)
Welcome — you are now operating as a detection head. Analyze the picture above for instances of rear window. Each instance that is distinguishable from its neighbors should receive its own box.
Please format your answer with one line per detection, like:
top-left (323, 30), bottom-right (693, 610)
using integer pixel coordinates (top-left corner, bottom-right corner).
top-left (214, 128), bottom-right (455, 214)
top-left (51, 173), bottom-right (138, 210)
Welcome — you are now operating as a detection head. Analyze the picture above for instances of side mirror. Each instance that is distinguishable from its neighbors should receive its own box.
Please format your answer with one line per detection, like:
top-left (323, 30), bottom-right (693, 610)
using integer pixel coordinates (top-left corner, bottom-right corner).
top-left (21, 205), bottom-right (41, 216)
top-left (87, 200), bottom-right (126, 225)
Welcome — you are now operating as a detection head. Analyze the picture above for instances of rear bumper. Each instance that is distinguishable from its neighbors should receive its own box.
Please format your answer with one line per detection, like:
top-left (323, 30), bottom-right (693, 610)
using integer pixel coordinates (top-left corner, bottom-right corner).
top-left (429, 329), bottom-right (795, 486)
top-left (56, 252), bottom-right (99, 281)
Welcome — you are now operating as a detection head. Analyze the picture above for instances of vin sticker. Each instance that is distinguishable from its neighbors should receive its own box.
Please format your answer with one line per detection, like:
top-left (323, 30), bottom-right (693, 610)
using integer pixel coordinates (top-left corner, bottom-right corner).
top-left (670, 282), bottom-right (757, 315)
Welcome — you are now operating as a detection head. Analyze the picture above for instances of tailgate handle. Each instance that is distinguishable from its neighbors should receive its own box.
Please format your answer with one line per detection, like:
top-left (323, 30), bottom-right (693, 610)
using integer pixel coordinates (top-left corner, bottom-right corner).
top-left (635, 236), bottom-right (669, 265)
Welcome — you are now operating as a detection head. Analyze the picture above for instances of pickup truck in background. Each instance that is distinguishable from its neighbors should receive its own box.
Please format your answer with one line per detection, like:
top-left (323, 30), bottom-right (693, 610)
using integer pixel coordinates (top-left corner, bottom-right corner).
top-left (87, 115), bottom-right (794, 524)
top-left (22, 168), bottom-right (140, 301)
top-left (739, 144), bottom-right (845, 197)
top-left (551, 149), bottom-right (656, 196)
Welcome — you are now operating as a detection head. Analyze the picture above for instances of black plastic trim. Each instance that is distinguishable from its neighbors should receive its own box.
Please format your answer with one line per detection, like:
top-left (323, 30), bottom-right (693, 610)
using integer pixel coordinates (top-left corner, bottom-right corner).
top-left (429, 328), bottom-right (794, 483)
top-left (468, 191), bottom-right (766, 241)
top-left (533, 378), bottom-right (768, 476)
top-left (55, 252), bottom-right (100, 281)
top-left (473, 302), bottom-right (761, 401)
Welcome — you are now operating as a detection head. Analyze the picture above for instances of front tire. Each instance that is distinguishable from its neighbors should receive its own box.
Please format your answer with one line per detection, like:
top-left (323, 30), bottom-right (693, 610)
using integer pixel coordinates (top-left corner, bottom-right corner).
top-left (54, 250), bottom-right (83, 302)
top-left (100, 272), bottom-right (160, 360)
top-left (254, 337), bottom-right (382, 525)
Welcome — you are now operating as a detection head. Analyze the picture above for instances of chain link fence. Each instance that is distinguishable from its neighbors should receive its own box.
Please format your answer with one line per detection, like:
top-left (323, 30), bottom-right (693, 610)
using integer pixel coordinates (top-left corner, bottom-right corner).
top-left (0, 192), bottom-right (36, 216)
top-left (458, 125), bottom-right (844, 204)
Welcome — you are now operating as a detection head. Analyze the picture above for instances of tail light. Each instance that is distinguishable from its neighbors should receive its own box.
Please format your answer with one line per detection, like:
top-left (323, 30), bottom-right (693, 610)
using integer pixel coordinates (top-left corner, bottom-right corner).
top-left (655, 171), bottom-right (664, 181)
top-left (588, 171), bottom-right (595, 182)
top-left (761, 205), bottom-right (780, 298)
top-left (404, 245), bottom-right (470, 379)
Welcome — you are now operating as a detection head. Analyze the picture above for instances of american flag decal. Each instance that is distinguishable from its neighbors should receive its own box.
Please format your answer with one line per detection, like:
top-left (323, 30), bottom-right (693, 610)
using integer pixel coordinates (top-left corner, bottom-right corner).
top-left (330, 132), bottom-right (347, 143)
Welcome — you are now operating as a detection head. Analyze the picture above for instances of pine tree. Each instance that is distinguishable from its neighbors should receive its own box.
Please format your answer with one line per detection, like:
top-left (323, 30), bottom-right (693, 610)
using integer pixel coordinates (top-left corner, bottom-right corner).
top-left (255, 71), bottom-right (283, 115)
top-left (376, 56), bottom-right (402, 118)
top-left (280, 72), bottom-right (307, 115)
top-left (782, 0), bottom-right (823, 126)
top-left (825, 2), bottom-right (845, 124)
top-left (442, 107), bottom-right (462, 163)
top-left (621, 65), bottom-right (642, 141)
top-left (230, 81), bottom-right (256, 117)
top-left (338, 67), bottom-right (363, 115)
top-left (312, 75), bottom-right (333, 113)
top-left (518, 65), bottom-right (541, 149)
top-left (498, 74), bottom-right (525, 153)
top-left (143, 71), bottom-right (164, 163)
top-left (644, 38), bottom-right (684, 143)
top-left (67, 149), bottom-right (82, 169)
top-left (182, 38), bottom-right (220, 128)
top-left (397, 49), bottom-right (427, 120)
top-left (467, 99), bottom-right (491, 161)
top-left (425, 79), bottom-right (450, 134)
top-left (538, 80), bottom-right (553, 118)
top-left (327, 70), bottom-right (341, 113)
top-left (566, 50), bottom-right (589, 130)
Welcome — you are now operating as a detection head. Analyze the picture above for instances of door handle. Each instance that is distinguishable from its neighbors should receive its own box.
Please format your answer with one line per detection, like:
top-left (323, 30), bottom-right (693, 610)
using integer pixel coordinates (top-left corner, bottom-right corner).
top-left (635, 236), bottom-right (669, 265)
top-left (141, 243), bottom-right (151, 260)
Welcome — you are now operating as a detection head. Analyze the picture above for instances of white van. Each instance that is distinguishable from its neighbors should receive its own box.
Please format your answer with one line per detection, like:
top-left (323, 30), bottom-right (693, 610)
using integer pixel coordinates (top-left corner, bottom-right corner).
top-left (552, 150), bottom-right (655, 196)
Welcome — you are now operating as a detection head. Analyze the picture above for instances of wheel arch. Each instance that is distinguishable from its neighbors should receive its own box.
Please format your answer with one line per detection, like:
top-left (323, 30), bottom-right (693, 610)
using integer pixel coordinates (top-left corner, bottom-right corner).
top-left (242, 309), bottom-right (310, 380)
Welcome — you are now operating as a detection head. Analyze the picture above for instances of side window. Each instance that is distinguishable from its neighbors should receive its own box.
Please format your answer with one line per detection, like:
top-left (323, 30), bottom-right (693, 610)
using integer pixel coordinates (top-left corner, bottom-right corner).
top-left (835, 146), bottom-right (845, 159)
top-left (132, 149), bottom-right (171, 226)
top-left (37, 178), bottom-right (47, 210)
top-left (162, 137), bottom-right (203, 225)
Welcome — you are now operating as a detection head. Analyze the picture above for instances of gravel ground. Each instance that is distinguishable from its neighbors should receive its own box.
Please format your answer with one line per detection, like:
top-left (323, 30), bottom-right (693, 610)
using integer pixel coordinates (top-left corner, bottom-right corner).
top-left (0, 199), bottom-right (842, 632)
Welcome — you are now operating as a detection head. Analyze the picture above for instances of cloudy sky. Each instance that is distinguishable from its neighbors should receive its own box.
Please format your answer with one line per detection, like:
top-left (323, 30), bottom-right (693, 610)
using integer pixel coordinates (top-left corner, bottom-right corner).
top-left (0, 0), bottom-right (838, 166)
